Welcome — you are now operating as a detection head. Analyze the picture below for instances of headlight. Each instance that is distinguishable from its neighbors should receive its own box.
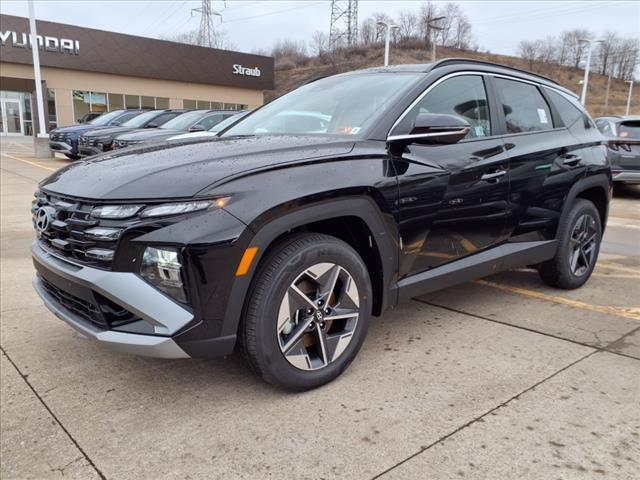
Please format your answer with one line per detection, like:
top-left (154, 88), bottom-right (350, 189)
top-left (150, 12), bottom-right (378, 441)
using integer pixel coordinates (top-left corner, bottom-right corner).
top-left (140, 247), bottom-right (186, 303)
top-left (140, 200), bottom-right (213, 218)
top-left (91, 205), bottom-right (142, 219)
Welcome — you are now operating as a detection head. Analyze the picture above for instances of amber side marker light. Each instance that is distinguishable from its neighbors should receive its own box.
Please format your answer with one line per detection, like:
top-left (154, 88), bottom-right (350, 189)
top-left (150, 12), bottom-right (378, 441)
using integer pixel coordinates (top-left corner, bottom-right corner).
top-left (236, 247), bottom-right (259, 276)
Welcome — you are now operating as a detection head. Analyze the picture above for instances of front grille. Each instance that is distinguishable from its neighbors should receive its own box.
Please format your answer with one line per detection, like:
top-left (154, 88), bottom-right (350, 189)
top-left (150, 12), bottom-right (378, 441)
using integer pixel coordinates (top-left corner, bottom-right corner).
top-left (51, 132), bottom-right (70, 143)
top-left (32, 192), bottom-right (118, 269)
top-left (40, 277), bottom-right (141, 329)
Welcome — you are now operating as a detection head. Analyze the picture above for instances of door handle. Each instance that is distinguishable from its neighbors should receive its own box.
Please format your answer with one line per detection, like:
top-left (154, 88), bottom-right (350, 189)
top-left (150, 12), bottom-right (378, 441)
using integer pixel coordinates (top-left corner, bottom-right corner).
top-left (480, 169), bottom-right (507, 182)
top-left (562, 154), bottom-right (582, 166)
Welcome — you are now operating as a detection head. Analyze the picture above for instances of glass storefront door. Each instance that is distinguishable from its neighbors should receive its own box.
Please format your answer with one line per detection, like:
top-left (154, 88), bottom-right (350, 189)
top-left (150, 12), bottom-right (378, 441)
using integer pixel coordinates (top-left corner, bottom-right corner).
top-left (1, 97), bottom-right (25, 136)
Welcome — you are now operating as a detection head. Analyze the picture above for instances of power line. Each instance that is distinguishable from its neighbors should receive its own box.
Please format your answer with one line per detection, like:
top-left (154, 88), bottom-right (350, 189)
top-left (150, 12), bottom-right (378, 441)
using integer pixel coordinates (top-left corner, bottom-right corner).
top-left (221, 1), bottom-right (325, 24)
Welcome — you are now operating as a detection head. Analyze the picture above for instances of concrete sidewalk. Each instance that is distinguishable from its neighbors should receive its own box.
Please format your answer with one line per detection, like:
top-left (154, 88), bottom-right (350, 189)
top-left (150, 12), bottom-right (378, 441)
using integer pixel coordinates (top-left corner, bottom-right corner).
top-left (1, 147), bottom-right (639, 479)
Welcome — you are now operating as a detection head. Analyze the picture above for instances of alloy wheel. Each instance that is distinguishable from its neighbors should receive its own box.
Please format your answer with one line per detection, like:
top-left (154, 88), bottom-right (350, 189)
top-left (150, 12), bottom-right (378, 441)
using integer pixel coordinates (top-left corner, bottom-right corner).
top-left (569, 213), bottom-right (598, 277)
top-left (277, 262), bottom-right (360, 371)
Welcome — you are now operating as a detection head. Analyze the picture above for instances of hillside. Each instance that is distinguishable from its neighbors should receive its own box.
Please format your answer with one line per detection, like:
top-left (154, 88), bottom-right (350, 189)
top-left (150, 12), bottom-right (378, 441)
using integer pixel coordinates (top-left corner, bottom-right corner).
top-left (267, 42), bottom-right (639, 118)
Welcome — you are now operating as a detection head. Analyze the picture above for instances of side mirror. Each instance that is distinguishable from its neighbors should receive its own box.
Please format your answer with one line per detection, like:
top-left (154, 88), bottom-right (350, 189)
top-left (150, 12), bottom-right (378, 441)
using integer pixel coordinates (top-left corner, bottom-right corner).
top-left (189, 124), bottom-right (205, 132)
top-left (387, 113), bottom-right (470, 147)
top-left (146, 122), bottom-right (159, 128)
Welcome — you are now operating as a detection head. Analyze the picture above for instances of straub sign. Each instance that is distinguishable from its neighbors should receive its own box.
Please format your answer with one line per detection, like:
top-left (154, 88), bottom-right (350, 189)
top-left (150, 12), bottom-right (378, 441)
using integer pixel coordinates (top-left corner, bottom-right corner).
top-left (233, 64), bottom-right (261, 77)
top-left (0, 30), bottom-right (80, 54)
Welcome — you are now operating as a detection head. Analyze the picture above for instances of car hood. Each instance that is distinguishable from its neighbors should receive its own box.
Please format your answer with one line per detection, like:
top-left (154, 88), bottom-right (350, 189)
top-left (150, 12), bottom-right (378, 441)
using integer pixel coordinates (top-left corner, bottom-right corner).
top-left (39, 136), bottom-right (356, 200)
top-left (117, 129), bottom-right (182, 142)
top-left (52, 124), bottom-right (110, 135)
top-left (82, 126), bottom-right (140, 139)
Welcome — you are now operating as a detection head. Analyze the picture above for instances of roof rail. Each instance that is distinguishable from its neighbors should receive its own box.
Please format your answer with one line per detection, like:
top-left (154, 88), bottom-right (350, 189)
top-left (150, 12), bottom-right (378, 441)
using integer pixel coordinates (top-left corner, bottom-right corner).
top-left (429, 57), bottom-right (560, 86)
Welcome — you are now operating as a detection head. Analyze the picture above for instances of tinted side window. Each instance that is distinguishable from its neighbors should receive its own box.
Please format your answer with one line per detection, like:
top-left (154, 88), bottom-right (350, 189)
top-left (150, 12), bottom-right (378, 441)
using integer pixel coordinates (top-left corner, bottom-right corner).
top-left (392, 75), bottom-right (491, 139)
top-left (198, 114), bottom-right (225, 130)
top-left (112, 111), bottom-right (140, 125)
top-left (494, 78), bottom-right (553, 133)
top-left (545, 89), bottom-right (583, 128)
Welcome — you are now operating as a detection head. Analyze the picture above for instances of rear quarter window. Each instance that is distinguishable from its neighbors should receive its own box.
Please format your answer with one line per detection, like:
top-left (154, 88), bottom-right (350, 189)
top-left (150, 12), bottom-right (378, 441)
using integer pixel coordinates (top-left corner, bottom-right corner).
top-left (494, 77), bottom-right (553, 133)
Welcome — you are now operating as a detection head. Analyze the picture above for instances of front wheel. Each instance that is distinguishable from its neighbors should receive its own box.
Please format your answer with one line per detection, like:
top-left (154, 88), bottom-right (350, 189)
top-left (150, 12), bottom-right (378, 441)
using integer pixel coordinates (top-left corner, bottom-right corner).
top-left (64, 153), bottom-right (81, 160)
top-left (241, 233), bottom-right (372, 391)
top-left (538, 199), bottom-right (602, 289)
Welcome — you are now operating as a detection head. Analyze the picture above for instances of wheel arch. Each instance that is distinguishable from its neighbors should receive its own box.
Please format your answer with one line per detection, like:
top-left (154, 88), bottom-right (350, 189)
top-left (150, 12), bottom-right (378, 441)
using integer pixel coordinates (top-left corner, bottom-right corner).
top-left (220, 196), bottom-right (398, 338)
top-left (559, 174), bottom-right (611, 235)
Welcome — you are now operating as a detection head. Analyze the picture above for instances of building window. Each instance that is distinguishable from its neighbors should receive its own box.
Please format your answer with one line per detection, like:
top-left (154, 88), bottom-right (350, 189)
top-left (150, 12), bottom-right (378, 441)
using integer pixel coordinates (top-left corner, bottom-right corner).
top-left (156, 97), bottom-right (170, 109)
top-left (108, 93), bottom-right (124, 111)
top-left (72, 90), bottom-right (91, 122)
top-left (211, 102), bottom-right (223, 110)
top-left (22, 92), bottom-right (33, 135)
top-left (183, 99), bottom-right (197, 109)
top-left (47, 89), bottom-right (57, 130)
top-left (141, 96), bottom-right (155, 109)
top-left (196, 100), bottom-right (211, 109)
top-left (125, 95), bottom-right (140, 109)
top-left (90, 92), bottom-right (107, 113)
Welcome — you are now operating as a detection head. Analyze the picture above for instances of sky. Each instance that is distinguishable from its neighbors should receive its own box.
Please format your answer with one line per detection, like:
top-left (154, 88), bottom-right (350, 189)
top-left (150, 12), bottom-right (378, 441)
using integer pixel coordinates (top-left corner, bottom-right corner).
top-left (1, 0), bottom-right (639, 58)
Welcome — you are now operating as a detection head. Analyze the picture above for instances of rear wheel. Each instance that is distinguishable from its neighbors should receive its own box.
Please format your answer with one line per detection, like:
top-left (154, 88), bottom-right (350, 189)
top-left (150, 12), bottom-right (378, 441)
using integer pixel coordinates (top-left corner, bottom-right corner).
top-left (64, 153), bottom-right (81, 160)
top-left (241, 233), bottom-right (372, 391)
top-left (538, 199), bottom-right (601, 289)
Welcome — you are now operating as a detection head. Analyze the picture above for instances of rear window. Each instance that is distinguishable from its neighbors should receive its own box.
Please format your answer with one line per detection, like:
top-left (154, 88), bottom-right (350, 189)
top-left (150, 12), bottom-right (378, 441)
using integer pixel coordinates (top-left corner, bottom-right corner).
top-left (494, 77), bottom-right (553, 133)
top-left (619, 121), bottom-right (640, 139)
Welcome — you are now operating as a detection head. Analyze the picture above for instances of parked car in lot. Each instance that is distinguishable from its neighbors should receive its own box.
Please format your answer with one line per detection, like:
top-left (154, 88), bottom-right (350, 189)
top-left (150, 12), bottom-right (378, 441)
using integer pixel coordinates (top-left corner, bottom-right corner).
top-left (167, 110), bottom-right (251, 142)
top-left (49, 109), bottom-right (145, 159)
top-left (595, 115), bottom-right (640, 184)
top-left (31, 59), bottom-right (610, 391)
top-left (78, 109), bottom-right (186, 156)
top-left (112, 110), bottom-right (237, 149)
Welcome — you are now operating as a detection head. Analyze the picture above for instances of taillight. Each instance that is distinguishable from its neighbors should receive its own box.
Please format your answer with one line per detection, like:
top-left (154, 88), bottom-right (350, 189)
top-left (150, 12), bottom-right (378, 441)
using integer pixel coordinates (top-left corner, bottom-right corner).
top-left (609, 142), bottom-right (619, 151)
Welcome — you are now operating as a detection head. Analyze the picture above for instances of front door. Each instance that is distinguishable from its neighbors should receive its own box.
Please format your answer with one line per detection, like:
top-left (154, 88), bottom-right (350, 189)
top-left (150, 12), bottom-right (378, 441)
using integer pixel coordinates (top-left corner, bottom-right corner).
top-left (390, 74), bottom-right (510, 278)
top-left (1, 99), bottom-right (24, 136)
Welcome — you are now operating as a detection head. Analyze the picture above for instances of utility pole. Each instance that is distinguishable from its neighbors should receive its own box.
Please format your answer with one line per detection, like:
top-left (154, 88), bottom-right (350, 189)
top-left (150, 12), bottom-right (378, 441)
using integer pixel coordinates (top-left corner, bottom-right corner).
top-left (192, 0), bottom-right (222, 48)
top-left (579, 38), bottom-right (604, 106)
top-left (626, 80), bottom-right (634, 115)
top-left (428, 16), bottom-right (446, 62)
top-left (377, 21), bottom-right (399, 66)
top-left (329, 0), bottom-right (359, 51)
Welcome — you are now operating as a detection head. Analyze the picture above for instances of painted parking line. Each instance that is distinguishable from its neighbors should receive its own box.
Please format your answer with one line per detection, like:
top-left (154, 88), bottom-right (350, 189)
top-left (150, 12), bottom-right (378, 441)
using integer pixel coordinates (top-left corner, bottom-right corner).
top-left (596, 261), bottom-right (640, 275)
top-left (1, 153), bottom-right (57, 172)
top-left (474, 279), bottom-right (640, 321)
top-left (606, 221), bottom-right (640, 230)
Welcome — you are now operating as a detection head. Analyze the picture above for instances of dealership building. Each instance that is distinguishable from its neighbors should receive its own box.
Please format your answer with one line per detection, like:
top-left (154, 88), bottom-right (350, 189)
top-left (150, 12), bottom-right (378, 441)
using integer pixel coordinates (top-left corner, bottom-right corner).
top-left (0, 14), bottom-right (274, 136)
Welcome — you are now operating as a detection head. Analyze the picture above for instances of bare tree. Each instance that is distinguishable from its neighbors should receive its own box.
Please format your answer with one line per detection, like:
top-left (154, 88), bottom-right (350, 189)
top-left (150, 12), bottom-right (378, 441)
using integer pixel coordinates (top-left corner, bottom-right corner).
top-left (397, 10), bottom-right (419, 40)
top-left (310, 30), bottom-right (329, 56)
top-left (160, 28), bottom-right (233, 50)
top-left (271, 39), bottom-right (307, 58)
top-left (518, 40), bottom-right (543, 70)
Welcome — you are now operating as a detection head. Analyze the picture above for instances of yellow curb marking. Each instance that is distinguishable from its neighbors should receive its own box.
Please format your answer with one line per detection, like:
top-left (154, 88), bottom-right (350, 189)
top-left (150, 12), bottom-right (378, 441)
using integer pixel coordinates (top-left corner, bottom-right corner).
top-left (1, 153), bottom-right (57, 172)
top-left (596, 262), bottom-right (640, 275)
top-left (592, 273), bottom-right (640, 279)
top-left (474, 279), bottom-right (640, 321)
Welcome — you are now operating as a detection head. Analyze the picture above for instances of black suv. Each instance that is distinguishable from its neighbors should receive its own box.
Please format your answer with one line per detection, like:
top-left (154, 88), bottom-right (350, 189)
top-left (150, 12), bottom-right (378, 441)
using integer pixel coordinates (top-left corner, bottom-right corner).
top-left (31, 59), bottom-right (610, 390)
top-left (77, 109), bottom-right (187, 157)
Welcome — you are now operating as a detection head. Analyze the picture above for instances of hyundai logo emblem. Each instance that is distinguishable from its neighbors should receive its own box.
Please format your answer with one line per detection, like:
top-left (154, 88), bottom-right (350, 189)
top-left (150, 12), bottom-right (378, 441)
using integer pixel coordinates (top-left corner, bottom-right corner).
top-left (35, 207), bottom-right (54, 233)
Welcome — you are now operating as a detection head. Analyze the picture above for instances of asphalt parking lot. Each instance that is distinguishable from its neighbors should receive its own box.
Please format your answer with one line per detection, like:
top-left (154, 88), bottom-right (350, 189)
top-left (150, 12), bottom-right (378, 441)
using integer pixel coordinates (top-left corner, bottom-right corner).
top-left (1, 138), bottom-right (639, 480)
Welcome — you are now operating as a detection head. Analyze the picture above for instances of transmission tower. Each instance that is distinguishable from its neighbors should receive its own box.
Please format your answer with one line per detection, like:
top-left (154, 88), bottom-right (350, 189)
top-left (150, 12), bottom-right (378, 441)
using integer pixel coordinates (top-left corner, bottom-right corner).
top-left (329, 0), bottom-right (359, 50)
top-left (192, 0), bottom-right (222, 48)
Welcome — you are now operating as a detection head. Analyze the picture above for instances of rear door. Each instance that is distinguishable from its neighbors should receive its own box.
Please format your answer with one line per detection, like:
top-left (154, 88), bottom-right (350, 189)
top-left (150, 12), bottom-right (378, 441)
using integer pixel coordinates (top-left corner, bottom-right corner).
top-left (492, 76), bottom-right (591, 241)
top-left (392, 74), bottom-right (510, 277)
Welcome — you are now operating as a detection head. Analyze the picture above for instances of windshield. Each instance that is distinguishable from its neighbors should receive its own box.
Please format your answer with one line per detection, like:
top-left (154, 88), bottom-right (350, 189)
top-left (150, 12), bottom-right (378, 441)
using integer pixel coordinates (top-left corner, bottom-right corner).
top-left (223, 73), bottom-right (420, 137)
top-left (88, 110), bottom-right (125, 125)
top-left (210, 111), bottom-right (250, 132)
top-left (160, 111), bottom-right (207, 130)
top-left (121, 110), bottom-right (162, 128)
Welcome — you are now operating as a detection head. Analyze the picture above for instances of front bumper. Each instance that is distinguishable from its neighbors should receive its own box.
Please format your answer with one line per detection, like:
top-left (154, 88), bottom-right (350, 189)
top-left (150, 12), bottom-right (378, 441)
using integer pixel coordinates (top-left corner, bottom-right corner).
top-left (49, 140), bottom-right (73, 154)
top-left (31, 241), bottom-right (192, 359)
top-left (78, 145), bottom-right (103, 157)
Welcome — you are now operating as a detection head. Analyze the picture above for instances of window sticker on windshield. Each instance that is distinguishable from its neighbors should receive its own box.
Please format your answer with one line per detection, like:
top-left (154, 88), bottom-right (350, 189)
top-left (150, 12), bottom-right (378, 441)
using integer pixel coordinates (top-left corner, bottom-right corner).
top-left (537, 108), bottom-right (549, 124)
top-left (474, 126), bottom-right (484, 136)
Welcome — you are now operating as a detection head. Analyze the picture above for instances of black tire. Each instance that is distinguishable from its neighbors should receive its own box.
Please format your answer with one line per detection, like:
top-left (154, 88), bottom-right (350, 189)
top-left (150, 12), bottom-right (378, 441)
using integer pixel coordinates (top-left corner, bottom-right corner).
top-left (538, 199), bottom-right (602, 289)
top-left (241, 232), bottom-right (372, 391)
top-left (64, 153), bottom-right (81, 160)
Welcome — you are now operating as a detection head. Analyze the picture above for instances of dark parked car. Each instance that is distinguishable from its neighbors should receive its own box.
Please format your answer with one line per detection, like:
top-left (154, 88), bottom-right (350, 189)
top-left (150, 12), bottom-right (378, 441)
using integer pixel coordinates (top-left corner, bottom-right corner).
top-left (49, 109), bottom-right (145, 159)
top-left (595, 115), bottom-right (640, 184)
top-left (78, 109), bottom-right (186, 156)
top-left (78, 112), bottom-right (103, 124)
top-left (112, 110), bottom-right (237, 149)
top-left (166, 110), bottom-right (252, 142)
top-left (31, 59), bottom-right (610, 391)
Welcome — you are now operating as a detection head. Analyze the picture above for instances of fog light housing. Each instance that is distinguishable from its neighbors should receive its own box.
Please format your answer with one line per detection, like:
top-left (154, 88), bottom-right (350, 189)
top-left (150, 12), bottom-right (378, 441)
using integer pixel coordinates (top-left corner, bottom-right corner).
top-left (140, 247), bottom-right (187, 303)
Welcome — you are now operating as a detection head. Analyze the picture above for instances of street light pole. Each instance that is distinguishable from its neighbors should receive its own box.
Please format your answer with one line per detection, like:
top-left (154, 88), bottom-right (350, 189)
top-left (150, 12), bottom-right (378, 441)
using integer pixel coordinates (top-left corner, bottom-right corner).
top-left (579, 38), bottom-right (603, 106)
top-left (27, 0), bottom-right (47, 138)
top-left (626, 80), bottom-right (634, 116)
top-left (377, 22), bottom-right (399, 66)
top-left (428, 16), bottom-right (446, 63)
